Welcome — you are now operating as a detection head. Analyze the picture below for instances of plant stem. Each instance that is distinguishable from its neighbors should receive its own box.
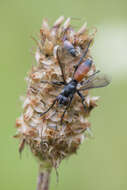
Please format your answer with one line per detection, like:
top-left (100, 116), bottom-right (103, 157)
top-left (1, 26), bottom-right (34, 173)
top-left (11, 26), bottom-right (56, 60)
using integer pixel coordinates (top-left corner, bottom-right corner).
top-left (36, 169), bottom-right (51, 190)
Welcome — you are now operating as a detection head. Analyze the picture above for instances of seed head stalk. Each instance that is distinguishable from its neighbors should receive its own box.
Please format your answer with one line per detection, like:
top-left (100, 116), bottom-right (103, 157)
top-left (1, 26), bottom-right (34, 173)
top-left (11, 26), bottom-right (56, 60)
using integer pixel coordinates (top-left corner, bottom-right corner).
top-left (36, 165), bottom-right (51, 190)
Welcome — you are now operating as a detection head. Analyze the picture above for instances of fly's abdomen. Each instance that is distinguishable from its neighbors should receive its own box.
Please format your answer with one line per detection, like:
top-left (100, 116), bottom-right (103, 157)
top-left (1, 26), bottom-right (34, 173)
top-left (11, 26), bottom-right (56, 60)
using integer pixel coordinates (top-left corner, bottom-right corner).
top-left (74, 59), bottom-right (92, 82)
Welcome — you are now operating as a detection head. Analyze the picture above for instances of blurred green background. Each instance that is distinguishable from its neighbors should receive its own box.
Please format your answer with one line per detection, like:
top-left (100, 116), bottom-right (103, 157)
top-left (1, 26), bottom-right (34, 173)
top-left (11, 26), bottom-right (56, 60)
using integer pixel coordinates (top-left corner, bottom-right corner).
top-left (0, 0), bottom-right (127, 189)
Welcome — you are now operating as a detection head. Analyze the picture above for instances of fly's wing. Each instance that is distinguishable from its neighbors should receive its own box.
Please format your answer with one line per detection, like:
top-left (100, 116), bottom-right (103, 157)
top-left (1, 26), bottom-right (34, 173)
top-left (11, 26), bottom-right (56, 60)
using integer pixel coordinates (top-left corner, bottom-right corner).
top-left (79, 71), bottom-right (111, 91)
top-left (54, 45), bottom-right (77, 84)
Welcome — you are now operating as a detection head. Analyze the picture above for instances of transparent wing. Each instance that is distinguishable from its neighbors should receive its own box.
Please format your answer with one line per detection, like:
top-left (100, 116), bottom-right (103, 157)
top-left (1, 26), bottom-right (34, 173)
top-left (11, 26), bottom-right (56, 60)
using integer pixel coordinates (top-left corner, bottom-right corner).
top-left (79, 71), bottom-right (111, 91)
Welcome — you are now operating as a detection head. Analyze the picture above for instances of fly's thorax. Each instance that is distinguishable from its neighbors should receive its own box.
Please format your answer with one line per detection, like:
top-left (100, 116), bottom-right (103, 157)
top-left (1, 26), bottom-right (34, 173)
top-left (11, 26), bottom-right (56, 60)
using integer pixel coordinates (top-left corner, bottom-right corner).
top-left (61, 80), bottom-right (77, 97)
top-left (57, 94), bottom-right (69, 105)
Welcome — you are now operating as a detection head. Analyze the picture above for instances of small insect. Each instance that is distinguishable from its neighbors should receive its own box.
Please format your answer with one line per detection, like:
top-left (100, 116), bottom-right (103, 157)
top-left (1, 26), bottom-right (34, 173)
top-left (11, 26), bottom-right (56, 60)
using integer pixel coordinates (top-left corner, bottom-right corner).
top-left (63, 40), bottom-right (77, 57)
top-left (39, 40), bottom-right (110, 124)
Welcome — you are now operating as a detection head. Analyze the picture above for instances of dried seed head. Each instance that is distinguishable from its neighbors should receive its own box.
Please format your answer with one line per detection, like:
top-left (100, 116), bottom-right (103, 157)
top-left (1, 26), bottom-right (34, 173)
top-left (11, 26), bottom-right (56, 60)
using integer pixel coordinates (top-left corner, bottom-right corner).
top-left (15, 17), bottom-right (104, 170)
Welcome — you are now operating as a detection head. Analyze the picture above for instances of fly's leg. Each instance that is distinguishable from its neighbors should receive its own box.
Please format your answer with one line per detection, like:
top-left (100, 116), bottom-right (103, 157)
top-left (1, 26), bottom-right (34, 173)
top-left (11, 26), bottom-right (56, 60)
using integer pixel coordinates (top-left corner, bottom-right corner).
top-left (72, 40), bottom-right (92, 78)
top-left (36, 99), bottom-right (57, 117)
top-left (60, 95), bottom-right (74, 125)
top-left (41, 80), bottom-right (64, 86)
top-left (77, 90), bottom-right (87, 111)
top-left (56, 47), bottom-right (67, 84)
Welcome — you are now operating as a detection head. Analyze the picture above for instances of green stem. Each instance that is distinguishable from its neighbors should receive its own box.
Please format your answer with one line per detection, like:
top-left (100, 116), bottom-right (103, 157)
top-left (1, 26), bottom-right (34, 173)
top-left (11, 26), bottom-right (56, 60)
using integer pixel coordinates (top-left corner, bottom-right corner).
top-left (36, 167), bottom-right (51, 190)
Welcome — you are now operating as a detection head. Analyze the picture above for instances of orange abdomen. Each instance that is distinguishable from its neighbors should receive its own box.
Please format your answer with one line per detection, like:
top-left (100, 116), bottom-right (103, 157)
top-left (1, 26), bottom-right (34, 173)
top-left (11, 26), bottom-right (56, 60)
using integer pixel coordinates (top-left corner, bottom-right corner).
top-left (74, 59), bottom-right (92, 82)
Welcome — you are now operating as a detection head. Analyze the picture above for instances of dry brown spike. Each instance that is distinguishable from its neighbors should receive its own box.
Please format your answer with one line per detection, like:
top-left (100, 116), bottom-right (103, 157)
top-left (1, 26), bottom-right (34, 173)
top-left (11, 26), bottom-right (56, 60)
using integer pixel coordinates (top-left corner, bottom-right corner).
top-left (14, 16), bottom-right (110, 190)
